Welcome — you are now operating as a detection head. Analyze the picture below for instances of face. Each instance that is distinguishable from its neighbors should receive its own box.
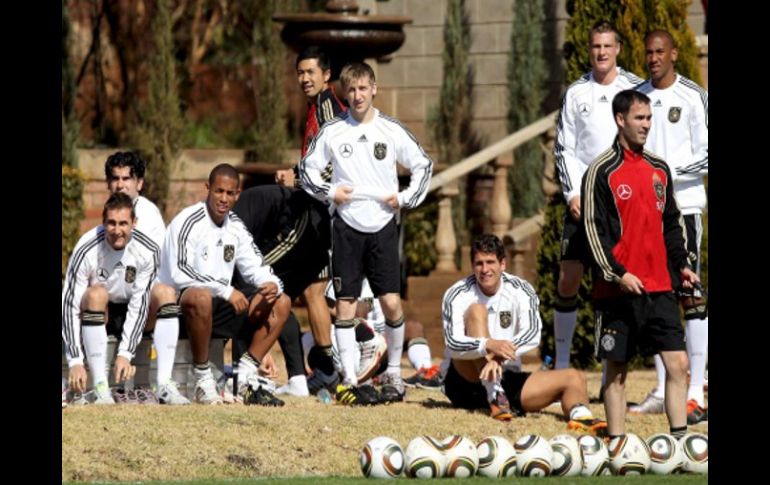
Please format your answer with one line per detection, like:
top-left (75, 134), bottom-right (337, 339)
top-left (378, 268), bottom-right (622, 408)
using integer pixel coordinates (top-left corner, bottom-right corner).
top-left (589, 32), bottom-right (620, 76)
top-left (645, 34), bottom-right (678, 83)
top-left (103, 207), bottom-right (135, 251)
top-left (343, 75), bottom-right (377, 121)
top-left (297, 58), bottom-right (330, 99)
top-left (617, 101), bottom-right (652, 150)
top-left (472, 251), bottom-right (506, 296)
top-left (206, 174), bottom-right (240, 225)
top-left (107, 166), bottom-right (143, 200)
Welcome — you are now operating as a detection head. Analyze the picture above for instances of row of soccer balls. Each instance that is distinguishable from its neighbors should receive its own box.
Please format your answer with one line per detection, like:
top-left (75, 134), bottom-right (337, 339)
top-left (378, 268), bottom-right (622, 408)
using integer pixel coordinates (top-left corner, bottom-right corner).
top-left (360, 432), bottom-right (708, 479)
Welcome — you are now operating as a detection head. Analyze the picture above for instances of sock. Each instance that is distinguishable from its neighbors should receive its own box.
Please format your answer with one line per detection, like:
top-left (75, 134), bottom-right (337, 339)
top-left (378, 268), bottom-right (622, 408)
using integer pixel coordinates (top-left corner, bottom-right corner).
top-left (308, 344), bottom-right (336, 376)
top-left (278, 312), bottom-right (306, 378)
top-left (384, 316), bottom-right (405, 376)
top-left (335, 321), bottom-right (358, 385)
top-left (652, 354), bottom-right (666, 399)
top-left (670, 425), bottom-right (687, 439)
top-left (193, 363), bottom-right (212, 381)
top-left (406, 337), bottom-right (432, 371)
top-left (152, 313), bottom-right (179, 386)
top-left (554, 309), bottom-right (578, 369)
top-left (569, 403), bottom-right (593, 420)
top-left (81, 312), bottom-right (108, 386)
top-left (686, 317), bottom-right (708, 406)
top-left (239, 351), bottom-right (261, 376)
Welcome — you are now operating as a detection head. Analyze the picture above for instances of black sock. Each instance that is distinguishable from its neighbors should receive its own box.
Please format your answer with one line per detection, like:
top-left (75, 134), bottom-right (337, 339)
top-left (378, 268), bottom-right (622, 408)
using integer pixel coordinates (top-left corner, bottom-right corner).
top-left (670, 425), bottom-right (687, 439)
top-left (278, 312), bottom-right (306, 377)
top-left (308, 345), bottom-right (335, 375)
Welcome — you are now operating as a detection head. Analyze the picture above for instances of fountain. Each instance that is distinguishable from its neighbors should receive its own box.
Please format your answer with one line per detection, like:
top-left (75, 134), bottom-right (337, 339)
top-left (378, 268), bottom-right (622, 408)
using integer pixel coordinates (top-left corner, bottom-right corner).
top-left (273, 0), bottom-right (412, 79)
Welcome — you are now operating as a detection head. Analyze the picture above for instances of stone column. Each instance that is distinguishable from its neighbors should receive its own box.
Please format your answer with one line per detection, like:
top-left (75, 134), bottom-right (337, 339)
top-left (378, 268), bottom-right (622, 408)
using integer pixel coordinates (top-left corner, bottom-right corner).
top-left (434, 181), bottom-right (459, 272)
top-left (490, 154), bottom-right (513, 239)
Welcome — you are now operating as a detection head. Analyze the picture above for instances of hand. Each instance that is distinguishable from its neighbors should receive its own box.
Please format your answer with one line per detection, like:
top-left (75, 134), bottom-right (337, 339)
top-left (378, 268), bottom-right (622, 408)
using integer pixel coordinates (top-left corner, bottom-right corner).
top-left (333, 185), bottom-right (354, 205)
top-left (258, 282), bottom-right (280, 305)
top-left (113, 356), bottom-right (136, 383)
top-left (485, 338), bottom-right (516, 361)
top-left (568, 196), bottom-right (581, 220)
top-left (275, 169), bottom-right (296, 187)
top-left (479, 359), bottom-right (503, 382)
top-left (228, 288), bottom-right (249, 314)
top-left (619, 272), bottom-right (644, 295)
top-left (259, 353), bottom-right (278, 380)
top-left (68, 364), bottom-right (88, 393)
top-left (385, 194), bottom-right (400, 209)
top-left (679, 267), bottom-right (701, 290)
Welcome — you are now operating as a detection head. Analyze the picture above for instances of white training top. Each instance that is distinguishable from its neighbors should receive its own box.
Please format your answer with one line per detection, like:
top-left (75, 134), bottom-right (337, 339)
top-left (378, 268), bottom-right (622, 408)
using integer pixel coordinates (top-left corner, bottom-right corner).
top-left (299, 109), bottom-right (433, 233)
top-left (636, 74), bottom-right (709, 214)
top-left (133, 195), bottom-right (166, 249)
top-left (555, 67), bottom-right (644, 203)
top-left (158, 202), bottom-right (282, 301)
top-left (61, 227), bottom-right (159, 366)
top-left (442, 272), bottom-right (541, 372)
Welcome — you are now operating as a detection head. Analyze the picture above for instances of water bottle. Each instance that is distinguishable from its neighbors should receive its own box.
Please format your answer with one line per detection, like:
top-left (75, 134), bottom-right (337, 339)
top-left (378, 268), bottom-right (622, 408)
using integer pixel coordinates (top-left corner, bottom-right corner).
top-left (540, 355), bottom-right (553, 371)
top-left (316, 387), bottom-right (333, 404)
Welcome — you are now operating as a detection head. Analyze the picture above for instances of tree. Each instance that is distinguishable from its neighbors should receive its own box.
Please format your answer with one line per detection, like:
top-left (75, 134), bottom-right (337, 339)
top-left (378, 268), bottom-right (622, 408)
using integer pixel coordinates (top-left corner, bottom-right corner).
top-left (128, 0), bottom-right (185, 216)
top-left (507, 0), bottom-right (547, 217)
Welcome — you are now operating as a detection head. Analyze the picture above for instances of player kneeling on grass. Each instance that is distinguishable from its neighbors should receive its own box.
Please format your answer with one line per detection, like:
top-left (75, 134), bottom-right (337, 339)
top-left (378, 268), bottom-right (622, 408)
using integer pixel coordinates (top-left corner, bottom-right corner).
top-left (441, 234), bottom-right (607, 435)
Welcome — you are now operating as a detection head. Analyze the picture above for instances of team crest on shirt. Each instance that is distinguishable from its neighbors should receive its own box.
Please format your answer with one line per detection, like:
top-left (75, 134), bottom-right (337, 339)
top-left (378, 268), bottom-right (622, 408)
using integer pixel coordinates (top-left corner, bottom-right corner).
top-left (499, 311), bottom-right (512, 329)
top-left (224, 244), bottom-right (235, 262)
top-left (668, 107), bottom-right (682, 123)
top-left (652, 173), bottom-right (665, 211)
top-left (125, 266), bottom-right (136, 283)
top-left (374, 142), bottom-right (387, 160)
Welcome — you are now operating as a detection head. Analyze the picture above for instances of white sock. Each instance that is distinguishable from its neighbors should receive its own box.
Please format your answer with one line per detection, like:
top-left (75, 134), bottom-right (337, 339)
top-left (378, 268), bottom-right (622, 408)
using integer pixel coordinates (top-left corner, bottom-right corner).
top-left (554, 309), bottom-right (577, 369)
top-left (407, 339), bottom-right (432, 370)
top-left (569, 404), bottom-right (593, 420)
top-left (335, 326), bottom-right (358, 385)
top-left (653, 354), bottom-right (666, 399)
top-left (385, 322), bottom-right (405, 376)
top-left (82, 325), bottom-right (109, 386)
top-left (278, 375), bottom-right (309, 396)
top-left (482, 380), bottom-right (503, 402)
top-left (153, 317), bottom-right (179, 386)
top-left (686, 317), bottom-right (708, 406)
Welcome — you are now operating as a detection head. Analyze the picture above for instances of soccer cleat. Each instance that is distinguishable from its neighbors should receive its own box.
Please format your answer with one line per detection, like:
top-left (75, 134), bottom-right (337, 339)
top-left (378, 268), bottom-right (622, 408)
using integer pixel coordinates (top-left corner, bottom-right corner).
top-left (335, 384), bottom-right (380, 406)
top-left (378, 373), bottom-right (406, 403)
top-left (307, 368), bottom-right (340, 395)
top-left (93, 382), bottom-right (115, 405)
top-left (489, 392), bottom-right (513, 421)
top-left (357, 384), bottom-right (383, 404)
top-left (567, 416), bottom-right (609, 436)
top-left (403, 364), bottom-right (443, 390)
top-left (628, 392), bottom-right (664, 414)
top-left (194, 373), bottom-right (224, 404)
top-left (111, 387), bottom-right (139, 404)
top-left (133, 388), bottom-right (159, 404)
top-left (686, 399), bottom-right (708, 424)
top-left (157, 381), bottom-right (191, 405)
top-left (357, 333), bottom-right (388, 382)
top-left (243, 384), bottom-right (285, 407)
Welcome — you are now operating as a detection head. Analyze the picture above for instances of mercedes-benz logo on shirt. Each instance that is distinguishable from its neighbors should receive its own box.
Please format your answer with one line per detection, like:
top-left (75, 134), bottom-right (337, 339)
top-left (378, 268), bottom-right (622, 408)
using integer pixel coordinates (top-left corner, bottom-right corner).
top-left (339, 143), bottom-right (353, 158)
top-left (616, 184), bottom-right (632, 200)
top-left (96, 267), bottom-right (108, 281)
top-left (578, 103), bottom-right (591, 116)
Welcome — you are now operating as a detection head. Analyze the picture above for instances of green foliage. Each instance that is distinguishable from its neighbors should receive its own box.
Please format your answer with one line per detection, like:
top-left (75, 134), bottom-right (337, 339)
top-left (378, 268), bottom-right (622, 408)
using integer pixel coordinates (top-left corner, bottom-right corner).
top-left (62, 166), bottom-right (85, 281)
top-left (508, 0), bottom-right (547, 217)
top-left (563, 0), bottom-right (623, 81)
top-left (128, 0), bottom-right (184, 216)
top-left (403, 199), bottom-right (438, 276)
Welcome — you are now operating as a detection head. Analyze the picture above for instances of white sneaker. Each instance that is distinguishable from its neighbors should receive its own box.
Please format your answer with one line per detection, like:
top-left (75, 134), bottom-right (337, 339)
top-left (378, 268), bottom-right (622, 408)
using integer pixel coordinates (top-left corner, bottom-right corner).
top-left (237, 364), bottom-right (277, 398)
top-left (93, 382), bottom-right (115, 405)
top-left (194, 371), bottom-right (224, 405)
top-left (357, 333), bottom-right (387, 382)
top-left (276, 376), bottom-right (310, 397)
top-left (628, 391), bottom-right (664, 414)
top-left (157, 381), bottom-right (191, 405)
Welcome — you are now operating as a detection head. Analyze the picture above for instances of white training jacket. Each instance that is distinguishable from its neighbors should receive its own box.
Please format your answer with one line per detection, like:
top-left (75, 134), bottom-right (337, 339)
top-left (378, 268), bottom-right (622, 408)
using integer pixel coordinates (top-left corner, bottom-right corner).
top-left (158, 202), bottom-right (282, 301)
top-left (61, 227), bottom-right (159, 367)
top-left (636, 74), bottom-right (709, 214)
top-left (441, 272), bottom-right (541, 372)
top-left (133, 195), bottom-right (166, 249)
top-left (299, 109), bottom-right (433, 233)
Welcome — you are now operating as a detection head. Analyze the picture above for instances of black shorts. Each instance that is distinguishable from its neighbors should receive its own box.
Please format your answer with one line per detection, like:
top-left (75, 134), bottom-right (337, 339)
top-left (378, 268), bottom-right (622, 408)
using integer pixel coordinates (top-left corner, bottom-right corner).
top-left (331, 216), bottom-right (400, 298)
top-left (106, 302), bottom-right (129, 338)
top-left (443, 361), bottom-right (531, 417)
top-left (560, 211), bottom-right (590, 264)
top-left (594, 292), bottom-right (685, 362)
top-left (177, 288), bottom-right (252, 340)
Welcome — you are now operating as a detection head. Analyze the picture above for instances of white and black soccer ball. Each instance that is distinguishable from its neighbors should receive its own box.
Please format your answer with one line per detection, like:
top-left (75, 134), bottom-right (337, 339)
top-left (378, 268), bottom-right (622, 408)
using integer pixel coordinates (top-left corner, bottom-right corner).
top-left (608, 433), bottom-right (651, 475)
top-left (440, 435), bottom-right (479, 478)
top-left (476, 436), bottom-right (517, 478)
top-left (404, 436), bottom-right (446, 478)
top-left (647, 433), bottom-right (683, 475)
top-left (577, 434), bottom-right (612, 476)
top-left (360, 436), bottom-right (405, 479)
top-left (679, 432), bottom-right (708, 474)
top-left (514, 434), bottom-right (553, 476)
top-left (549, 434), bottom-right (584, 477)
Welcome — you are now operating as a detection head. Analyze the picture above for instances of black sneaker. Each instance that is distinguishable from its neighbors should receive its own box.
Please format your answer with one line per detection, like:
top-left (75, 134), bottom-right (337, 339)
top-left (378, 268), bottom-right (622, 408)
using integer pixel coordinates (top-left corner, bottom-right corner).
top-left (378, 373), bottom-right (406, 403)
top-left (243, 385), bottom-right (285, 407)
top-left (335, 384), bottom-right (380, 406)
top-left (358, 384), bottom-right (382, 404)
top-left (307, 368), bottom-right (340, 395)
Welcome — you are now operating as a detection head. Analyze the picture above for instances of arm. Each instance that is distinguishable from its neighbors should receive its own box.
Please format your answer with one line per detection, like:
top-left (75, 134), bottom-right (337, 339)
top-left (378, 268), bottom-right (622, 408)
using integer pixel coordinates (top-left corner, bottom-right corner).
top-left (116, 253), bottom-right (157, 363)
top-left (554, 90), bottom-right (583, 204)
top-left (662, 166), bottom-right (691, 271)
top-left (61, 240), bottom-right (92, 367)
top-left (395, 126), bottom-right (434, 209)
top-left (509, 280), bottom-right (542, 358)
top-left (675, 88), bottom-right (708, 181)
top-left (442, 285), bottom-right (487, 360)
top-left (232, 220), bottom-right (284, 294)
top-left (298, 125), bottom-right (336, 204)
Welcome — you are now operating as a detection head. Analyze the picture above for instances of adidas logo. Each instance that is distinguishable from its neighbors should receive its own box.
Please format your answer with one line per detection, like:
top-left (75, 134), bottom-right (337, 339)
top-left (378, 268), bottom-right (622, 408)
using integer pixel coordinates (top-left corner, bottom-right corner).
top-left (599, 95), bottom-right (608, 102)
top-left (357, 134), bottom-right (368, 142)
top-left (654, 99), bottom-right (662, 107)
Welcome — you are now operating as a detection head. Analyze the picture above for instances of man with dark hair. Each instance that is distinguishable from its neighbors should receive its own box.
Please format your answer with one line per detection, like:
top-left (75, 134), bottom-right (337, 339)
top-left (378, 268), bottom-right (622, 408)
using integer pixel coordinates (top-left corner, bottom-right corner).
top-left (62, 193), bottom-right (159, 404)
top-left (553, 21), bottom-right (643, 372)
top-left (630, 30), bottom-right (709, 424)
top-left (104, 151), bottom-right (189, 404)
top-left (441, 234), bottom-right (607, 433)
top-left (582, 89), bottom-right (699, 443)
top-left (159, 164), bottom-right (290, 406)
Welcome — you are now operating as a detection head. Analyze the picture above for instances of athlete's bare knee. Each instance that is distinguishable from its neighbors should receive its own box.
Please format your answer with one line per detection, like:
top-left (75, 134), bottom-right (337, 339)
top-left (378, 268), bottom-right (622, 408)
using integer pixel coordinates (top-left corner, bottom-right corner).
top-left (151, 283), bottom-right (177, 305)
top-left (82, 285), bottom-right (109, 309)
top-left (180, 288), bottom-right (212, 316)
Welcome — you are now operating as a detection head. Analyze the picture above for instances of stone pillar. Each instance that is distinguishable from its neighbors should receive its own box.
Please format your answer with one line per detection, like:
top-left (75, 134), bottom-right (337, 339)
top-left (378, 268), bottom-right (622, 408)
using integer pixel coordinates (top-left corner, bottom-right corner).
top-left (434, 181), bottom-right (459, 272)
top-left (490, 154), bottom-right (513, 239)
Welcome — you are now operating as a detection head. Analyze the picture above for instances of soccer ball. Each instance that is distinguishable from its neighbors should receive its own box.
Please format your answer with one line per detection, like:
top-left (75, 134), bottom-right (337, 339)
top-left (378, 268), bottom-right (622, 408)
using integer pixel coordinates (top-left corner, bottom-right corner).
top-left (608, 433), bottom-right (651, 475)
top-left (679, 433), bottom-right (708, 474)
top-left (647, 433), bottom-right (683, 475)
top-left (359, 436), bottom-right (404, 479)
top-left (441, 435), bottom-right (479, 478)
top-left (514, 434), bottom-right (553, 476)
top-left (577, 435), bottom-right (611, 476)
top-left (549, 434), bottom-right (583, 477)
top-left (476, 436), bottom-right (517, 478)
top-left (404, 436), bottom-right (446, 478)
